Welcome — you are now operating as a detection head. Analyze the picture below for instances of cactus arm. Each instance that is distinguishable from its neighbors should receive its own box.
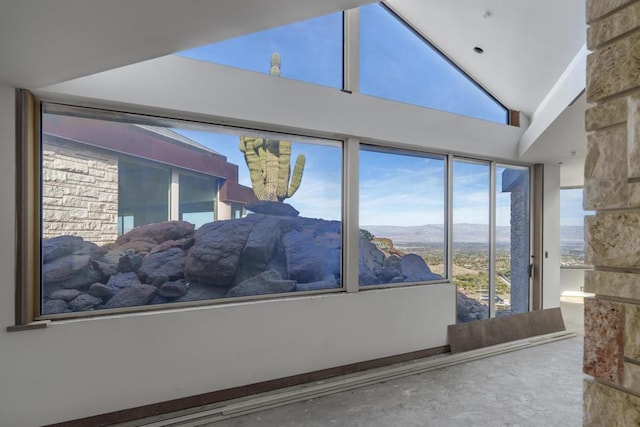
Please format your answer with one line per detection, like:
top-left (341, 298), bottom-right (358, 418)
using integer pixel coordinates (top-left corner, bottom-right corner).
top-left (240, 137), bottom-right (269, 200)
top-left (276, 140), bottom-right (292, 201)
top-left (287, 154), bottom-right (305, 198)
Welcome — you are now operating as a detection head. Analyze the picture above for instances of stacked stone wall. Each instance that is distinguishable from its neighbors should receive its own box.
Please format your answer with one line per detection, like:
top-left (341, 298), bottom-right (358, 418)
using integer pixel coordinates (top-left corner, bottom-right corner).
top-left (583, 0), bottom-right (640, 423)
top-left (42, 137), bottom-right (119, 245)
top-left (509, 180), bottom-right (529, 314)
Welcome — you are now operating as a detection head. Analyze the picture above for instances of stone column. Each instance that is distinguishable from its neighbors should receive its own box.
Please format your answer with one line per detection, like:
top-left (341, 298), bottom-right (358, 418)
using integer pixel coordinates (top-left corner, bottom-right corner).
top-left (583, 0), bottom-right (640, 423)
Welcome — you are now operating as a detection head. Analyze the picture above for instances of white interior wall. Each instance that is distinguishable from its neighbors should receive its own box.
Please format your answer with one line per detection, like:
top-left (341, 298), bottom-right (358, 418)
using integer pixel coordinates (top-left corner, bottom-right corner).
top-left (0, 83), bottom-right (457, 426)
top-left (38, 56), bottom-right (525, 162)
top-left (1, 58), bottom-right (564, 425)
top-left (543, 164), bottom-right (561, 308)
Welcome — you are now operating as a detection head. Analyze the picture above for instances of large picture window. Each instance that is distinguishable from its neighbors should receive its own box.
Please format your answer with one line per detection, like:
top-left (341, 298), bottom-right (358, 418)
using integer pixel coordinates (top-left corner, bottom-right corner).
top-left (40, 104), bottom-right (343, 316)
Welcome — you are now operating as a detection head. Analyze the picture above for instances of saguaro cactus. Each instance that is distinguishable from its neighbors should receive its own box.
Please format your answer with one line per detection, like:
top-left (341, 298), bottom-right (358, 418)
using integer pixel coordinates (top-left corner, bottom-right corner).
top-left (239, 137), bottom-right (305, 202)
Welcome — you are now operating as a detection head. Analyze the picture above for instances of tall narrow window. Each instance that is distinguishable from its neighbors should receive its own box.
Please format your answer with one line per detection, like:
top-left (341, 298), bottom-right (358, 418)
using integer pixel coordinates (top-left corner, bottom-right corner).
top-left (560, 188), bottom-right (593, 267)
top-left (176, 12), bottom-right (344, 89)
top-left (452, 160), bottom-right (490, 322)
top-left (179, 173), bottom-right (217, 229)
top-left (359, 3), bottom-right (508, 124)
top-left (359, 146), bottom-right (446, 287)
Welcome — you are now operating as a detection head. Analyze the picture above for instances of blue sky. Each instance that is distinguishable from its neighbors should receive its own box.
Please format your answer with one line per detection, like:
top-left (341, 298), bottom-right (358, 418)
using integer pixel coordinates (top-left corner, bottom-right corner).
top-left (175, 3), bottom-right (519, 227)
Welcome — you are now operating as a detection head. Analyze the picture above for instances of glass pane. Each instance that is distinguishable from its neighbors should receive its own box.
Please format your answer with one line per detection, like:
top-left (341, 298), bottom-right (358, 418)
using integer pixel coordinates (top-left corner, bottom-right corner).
top-left (40, 105), bottom-right (342, 316)
top-left (496, 165), bottom-right (530, 316)
top-left (453, 160), bottom-right (490, 323)
top-left (359, 146), bottom-right (446, 287)
top-left (176, 12), bottom-right (343, 89)
top-left (560, 188), bottom-right (593, 267)
top-left (179, 173), bottom-right (217, 229)
top-left (119, 159), bottom-right (170, 231)
top-left (359, 4), bottom-right (508, 124)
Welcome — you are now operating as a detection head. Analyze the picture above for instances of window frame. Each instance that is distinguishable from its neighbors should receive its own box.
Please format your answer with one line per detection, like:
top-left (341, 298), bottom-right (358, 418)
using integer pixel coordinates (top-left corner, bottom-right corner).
top-left (12, 93), bottom-right (533, 327)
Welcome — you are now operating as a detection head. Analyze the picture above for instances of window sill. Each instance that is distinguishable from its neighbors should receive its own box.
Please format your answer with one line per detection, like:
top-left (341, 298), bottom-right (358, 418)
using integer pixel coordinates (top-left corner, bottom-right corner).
top-left (6, 320), bottom-right (50, 333)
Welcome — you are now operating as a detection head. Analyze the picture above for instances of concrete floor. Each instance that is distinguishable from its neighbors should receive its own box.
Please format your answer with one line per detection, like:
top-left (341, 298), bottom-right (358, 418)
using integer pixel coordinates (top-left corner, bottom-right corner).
top-left (208, 302), bottom-right (585, 427)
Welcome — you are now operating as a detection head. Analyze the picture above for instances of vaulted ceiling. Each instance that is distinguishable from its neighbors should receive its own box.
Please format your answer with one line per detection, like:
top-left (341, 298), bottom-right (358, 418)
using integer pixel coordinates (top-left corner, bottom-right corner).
top-left (1, 0), bottom-right (587, 182)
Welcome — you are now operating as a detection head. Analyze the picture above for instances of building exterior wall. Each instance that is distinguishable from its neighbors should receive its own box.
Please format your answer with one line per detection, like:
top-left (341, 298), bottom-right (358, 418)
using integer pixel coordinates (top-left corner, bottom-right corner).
top-left (583, 0), bottom-right (640, 423)
top-left (42, 136), bottom-right (119, 245)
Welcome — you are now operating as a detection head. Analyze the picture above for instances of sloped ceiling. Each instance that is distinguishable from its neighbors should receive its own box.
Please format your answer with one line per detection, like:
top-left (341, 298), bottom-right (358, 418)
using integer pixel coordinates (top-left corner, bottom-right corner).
top-left (0, 0), bottom-right (374, 88)
top-left (386, 0), bottom-right (586, 117)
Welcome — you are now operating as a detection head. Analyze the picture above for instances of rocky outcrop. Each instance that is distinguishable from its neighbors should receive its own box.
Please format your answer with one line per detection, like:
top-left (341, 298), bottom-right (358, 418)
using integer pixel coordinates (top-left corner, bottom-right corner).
top-left (41, 214), bottom-right (442, 315)
top-left (456, 292), bottom-right (489, 323)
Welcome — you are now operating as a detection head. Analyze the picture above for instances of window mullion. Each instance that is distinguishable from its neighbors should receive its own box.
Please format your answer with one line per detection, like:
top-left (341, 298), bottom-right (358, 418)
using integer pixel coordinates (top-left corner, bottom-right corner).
top-left (489, 162), bottom-right (497, 317)
top-left (343, 8), bottom-right (360, 93)
top-left (344, 137), bottom-right (360, 293)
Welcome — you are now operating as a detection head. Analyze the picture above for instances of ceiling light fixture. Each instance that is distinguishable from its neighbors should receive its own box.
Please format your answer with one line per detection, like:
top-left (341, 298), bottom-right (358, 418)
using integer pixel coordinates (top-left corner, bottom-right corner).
top-left (474, 46), bottom-right (484, 54)
top-left (482, 10), bottom-right (491, 18)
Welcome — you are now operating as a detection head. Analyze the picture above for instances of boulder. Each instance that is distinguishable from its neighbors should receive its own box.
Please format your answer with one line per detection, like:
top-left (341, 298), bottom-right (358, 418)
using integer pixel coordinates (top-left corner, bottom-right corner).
top-left (104, 284), bottom-right (157, 309)
top-left (400, 254), bottom-right (443, 282)
top-left (375, 266), bottom-right (402, 282)
top-left (157, 280), bottom-right (189, 298)
top-left (173, 282), bottom-right (227, 303)
top-left (118, 251), bottom-right (143, 273)
top-left (88, 282), bottom-right (114, 298)
top-left (457, 292), bottom-right (489, 323)
top-left (42, 299), bottom-right (69, 315)
top-left (42, 235), bottom-right (84, 263)
top-left (148, 237), bottom-right (195, 255)
top-left (115, 221), bottom-right (194, 245)
top-left (359, 239), bottom-right (385, 271)
top-left (68, 293), bottom-right (102, 311)
top-left (227, 269), bottom-right (296, 298)
top-left (246, 201), bottom-right (299, 217)
top-left (48, 289), bottom-right (81, 301)
top-left (139, 247), bottom-right (186, 285)
top-left (295, 276), bottom-right (338, 292)
top-left (106, 272), bottom-right (141, 290)
top-left (185, 216), bottom-right (261, 288)
top-left (359, 261), bottom-right (381, 286)
top-left (283, 231), bottom-right (327, 283)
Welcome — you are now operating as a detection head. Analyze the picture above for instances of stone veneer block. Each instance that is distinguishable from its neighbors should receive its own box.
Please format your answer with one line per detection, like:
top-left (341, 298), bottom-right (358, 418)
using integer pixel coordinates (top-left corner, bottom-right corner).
top-left (588, 0), bottom-right (637, 23)
top-left (585, 270), bottom-right (640, 300)
top-left (584, 379), bottom-right (640, 426)
top-left (586, 212), bottom-right (640, 267)
top-left (587, 32), bottom-right (640, 102)
top-left (584, 298), bottom-right (625, 384)
top-left (588, 1), bottom-right (640, 49)
top-left (586, 96), bottom-right (628, 131)
top-left (626, 303), bottom-right (640, 359)
top-left (623, 362), bottom-right (640, 391)
top-left (629, 92), bottom-right (640, 178)
top-left (584, 125), bottom-right (628, 210)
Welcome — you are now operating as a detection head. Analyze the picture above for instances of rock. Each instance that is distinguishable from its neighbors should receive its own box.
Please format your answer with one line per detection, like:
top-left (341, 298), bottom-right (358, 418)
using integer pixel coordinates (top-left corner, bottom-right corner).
top-left (48, 289), bottom-right (81, 301)
top-left (42, 235), bottom-right (84, 263)
top-left (157, 280), bottom-right (189, 298)
top-left (88, 282), bottom-right (114, 298)
top-left (173, 282), bottom-right (227, 303)
top-left (246, 201), bottom-right (299, 217)
top-left (375, 266), bottom-right (402, 282)
top-left (68, 293), bottom-right (102, 311)
top-left (359, 261), bottom-right (382, 286)
top-left (148, 237), bottom-right (195, 255)
top-left (384, 255), bottom-right (401, 269)
top-left (295, 276), bottom-right (338, 292)
top-left (42, 254), bottom-right (92, 283)
top-left (42, 299), bottom-right (69, 315)
top-left (106, 272), bottom-right (141, 289)
top-left (115, 221), bottom-right (194, 245)
top-left (359, 239), bottom-right (385, 271)
top-left (118, 252), bottom-right (143, 273)
top-left (94, 260), bottom-right (118, 277)
top-left (283, 231), bottom-right (335, 283)
top-left (400, 254), bottom-right (443, 282)
top-left (138, 247), bottom-right (186, 284)
top-left (185, 216), bottom-right (262, 288)
top-left (457, 292), bottom-right (489, 323)
top-left (148, 295), bottom-right (171, 305)
top-left (227, 269), bottom-right (296, 297)
top-left (104, 285), bottom-right (157, 309)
